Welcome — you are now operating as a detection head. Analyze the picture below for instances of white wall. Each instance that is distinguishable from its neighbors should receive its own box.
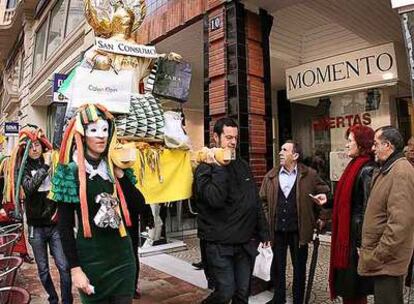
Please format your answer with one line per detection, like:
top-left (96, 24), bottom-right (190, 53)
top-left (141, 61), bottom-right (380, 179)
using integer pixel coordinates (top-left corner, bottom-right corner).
top-left (185, 109), bottom-right (204, 151)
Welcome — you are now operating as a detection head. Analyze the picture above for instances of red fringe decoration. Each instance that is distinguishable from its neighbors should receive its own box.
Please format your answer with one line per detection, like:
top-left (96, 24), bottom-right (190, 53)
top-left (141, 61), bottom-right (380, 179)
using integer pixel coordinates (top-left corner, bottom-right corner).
top-left (59, 118), bottom-right (76, 164)
top-left (115, 179), bottom-right (132, 227)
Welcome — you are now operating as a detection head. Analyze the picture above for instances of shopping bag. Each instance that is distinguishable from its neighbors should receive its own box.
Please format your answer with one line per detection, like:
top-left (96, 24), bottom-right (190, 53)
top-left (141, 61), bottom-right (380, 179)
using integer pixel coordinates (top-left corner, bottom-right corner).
top-left (151, 58), bottom-right (192, 103)
top-left (252, 246), bottom-right (273, 281)
top-left (163, 111), bottom-right (191, 150)
top-left (59, 64), bottom-right (136, 114)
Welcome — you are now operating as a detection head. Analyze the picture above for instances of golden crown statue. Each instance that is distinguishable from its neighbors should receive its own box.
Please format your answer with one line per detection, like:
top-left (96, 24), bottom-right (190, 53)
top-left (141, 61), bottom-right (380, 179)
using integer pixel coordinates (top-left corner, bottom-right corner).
top-left (85, 0), bottom-right (146, 40)
top-left (84, 0), bottom-right (180, 82)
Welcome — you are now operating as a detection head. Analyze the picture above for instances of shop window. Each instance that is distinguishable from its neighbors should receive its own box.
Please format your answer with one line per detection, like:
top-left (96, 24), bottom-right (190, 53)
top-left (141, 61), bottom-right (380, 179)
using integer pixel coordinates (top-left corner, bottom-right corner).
top-left (46, 0), bottom-right (66, 59)
top-left (32, 0), bottom-right (85, 75)
top-left (6, 0), bottom-right (17, 9)
top-left (46, 102), bottom-right (67, 146)
top-left (66, 0), bottom-right (83, 36)
top-left (33, 21), bottom-right (47, 73)
top-left (289, 88), bottom-right (396, 187)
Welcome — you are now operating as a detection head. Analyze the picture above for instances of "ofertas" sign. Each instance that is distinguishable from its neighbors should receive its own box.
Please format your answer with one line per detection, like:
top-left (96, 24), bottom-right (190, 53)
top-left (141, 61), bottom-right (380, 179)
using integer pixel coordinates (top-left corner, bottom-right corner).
top-left (313, 112), bottom-right (371, 131)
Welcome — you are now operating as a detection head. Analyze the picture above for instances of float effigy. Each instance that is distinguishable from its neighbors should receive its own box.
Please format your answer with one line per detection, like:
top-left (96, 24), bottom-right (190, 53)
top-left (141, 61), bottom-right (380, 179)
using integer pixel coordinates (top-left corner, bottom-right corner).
top-left (57, 0), bottom-right (194, 209)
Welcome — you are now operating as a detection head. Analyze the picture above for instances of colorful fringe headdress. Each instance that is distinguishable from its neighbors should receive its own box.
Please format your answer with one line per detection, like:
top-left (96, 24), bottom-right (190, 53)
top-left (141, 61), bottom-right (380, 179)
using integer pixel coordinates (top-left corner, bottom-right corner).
top-left (6, 126), bottom-right (52, 218)
top-left (50, 104), bottom-right (131, 238)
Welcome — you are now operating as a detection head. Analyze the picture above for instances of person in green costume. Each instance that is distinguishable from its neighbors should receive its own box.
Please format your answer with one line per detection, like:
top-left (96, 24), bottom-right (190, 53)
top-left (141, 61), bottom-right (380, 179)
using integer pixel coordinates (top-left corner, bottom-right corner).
top-left (51, 104), bottom-right (153, 304)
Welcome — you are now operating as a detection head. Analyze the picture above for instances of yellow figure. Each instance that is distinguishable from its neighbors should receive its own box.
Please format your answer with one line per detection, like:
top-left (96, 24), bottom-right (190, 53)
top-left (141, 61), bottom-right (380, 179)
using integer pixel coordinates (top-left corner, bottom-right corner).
top-left (84, 0), bottom-right (181, 86)
top-left (84, 0), bottom-right (148, 72)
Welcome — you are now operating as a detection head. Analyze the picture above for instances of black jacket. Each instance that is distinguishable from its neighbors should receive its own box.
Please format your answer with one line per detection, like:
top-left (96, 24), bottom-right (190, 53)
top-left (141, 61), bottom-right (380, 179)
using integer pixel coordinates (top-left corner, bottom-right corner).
top-left (194, 158), bottom-right (270, 244)
top-left (351, 161), bottom-right (376, 248)
top-left (22, 157), bottom-right (57, 226)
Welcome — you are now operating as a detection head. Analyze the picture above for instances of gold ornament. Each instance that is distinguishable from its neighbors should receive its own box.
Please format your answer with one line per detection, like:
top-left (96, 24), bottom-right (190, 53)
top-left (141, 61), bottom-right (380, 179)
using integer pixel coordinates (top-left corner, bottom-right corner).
top-left (84, 0), bottom-right (153, 75)
top-left (85, 0), bottom-right (146, 40)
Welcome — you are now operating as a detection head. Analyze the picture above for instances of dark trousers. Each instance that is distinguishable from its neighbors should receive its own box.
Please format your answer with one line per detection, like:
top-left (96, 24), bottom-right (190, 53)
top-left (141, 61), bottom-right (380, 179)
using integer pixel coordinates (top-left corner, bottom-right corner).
top-left (373, 275), bottom-right (404, 304)
top-left (28, 225), bottom-right (73, 304)
top-left (128, 224), bottom-right (140, 292)
top-left (202, 243), bottom-right (254, 304)
top-left (271, 231), bottom-right (308, 304)
top-left (200, 239), bottom-right (215, 289)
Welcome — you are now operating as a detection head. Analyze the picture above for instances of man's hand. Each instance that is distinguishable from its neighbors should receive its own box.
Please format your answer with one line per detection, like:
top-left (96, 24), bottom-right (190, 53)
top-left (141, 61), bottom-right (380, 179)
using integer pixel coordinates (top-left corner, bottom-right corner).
top-left (260, 241), bottom-right (271, 248)
top-left (71, 267), bottom-right (93, 295)
top-left (203, 148), bottom-right (221, 166)
top-left (166, 52), bottom-right (182, 61)
top-left (309, 193), bottom-right (327, 206)
top-left (43, 152), bottom-right (52, 167)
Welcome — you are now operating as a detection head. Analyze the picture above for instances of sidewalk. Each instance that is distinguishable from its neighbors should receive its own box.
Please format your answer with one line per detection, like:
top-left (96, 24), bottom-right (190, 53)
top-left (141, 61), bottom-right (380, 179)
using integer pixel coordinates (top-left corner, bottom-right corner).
top-left (17, 257), bottom-right (208, 303)
top-left (16, 236), bottom-right (413, 303)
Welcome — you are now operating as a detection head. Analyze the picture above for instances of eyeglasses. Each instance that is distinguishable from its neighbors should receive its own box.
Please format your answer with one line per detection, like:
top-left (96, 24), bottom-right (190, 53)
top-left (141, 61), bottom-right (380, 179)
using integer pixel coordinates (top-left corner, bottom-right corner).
top-left (373, 141), bottom-right (389, 148)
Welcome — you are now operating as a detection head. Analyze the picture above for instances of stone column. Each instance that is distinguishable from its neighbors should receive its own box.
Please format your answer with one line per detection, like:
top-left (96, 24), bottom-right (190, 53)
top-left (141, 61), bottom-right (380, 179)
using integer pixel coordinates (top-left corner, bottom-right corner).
top-left (203, 0), bottom-right (273, 182)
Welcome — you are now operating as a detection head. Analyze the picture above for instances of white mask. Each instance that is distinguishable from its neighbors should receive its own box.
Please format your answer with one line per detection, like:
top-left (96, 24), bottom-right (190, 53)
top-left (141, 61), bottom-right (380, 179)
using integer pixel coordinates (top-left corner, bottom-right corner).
top-left (85, 120), bottom-right (109, 138)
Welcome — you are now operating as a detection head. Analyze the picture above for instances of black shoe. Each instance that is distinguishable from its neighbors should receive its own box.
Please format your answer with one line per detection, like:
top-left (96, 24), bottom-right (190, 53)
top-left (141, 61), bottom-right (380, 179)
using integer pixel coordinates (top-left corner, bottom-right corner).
top-left (152, 239), bottom-right (167, 246)
top-left (191, 261), bottom-right (204, 269)
top-left (21, 254), bottom-right (34, 264)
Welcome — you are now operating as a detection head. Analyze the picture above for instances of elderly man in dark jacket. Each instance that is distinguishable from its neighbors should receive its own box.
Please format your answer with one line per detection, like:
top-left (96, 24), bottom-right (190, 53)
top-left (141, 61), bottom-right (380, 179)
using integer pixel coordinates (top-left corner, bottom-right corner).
top-left (195, 117), bottom-right (270, 304)
top-left (260, 140), bottom-right (329, 304)
top-left (358, 126), bottom-right (414, 304)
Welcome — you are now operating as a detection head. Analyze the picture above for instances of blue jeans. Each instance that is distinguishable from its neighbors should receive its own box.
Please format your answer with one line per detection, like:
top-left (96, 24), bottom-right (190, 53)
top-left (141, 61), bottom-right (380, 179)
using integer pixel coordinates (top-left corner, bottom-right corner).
top-left (28, 225), bottom-right (73, 304)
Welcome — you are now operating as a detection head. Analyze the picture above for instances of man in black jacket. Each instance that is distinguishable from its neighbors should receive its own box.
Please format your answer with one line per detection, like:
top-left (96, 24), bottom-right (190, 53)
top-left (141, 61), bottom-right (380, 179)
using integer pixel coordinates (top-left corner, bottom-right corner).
top-left (195, 118), bottom-right (270, 304)
top-left (21, 130), bottom-right (72, 304)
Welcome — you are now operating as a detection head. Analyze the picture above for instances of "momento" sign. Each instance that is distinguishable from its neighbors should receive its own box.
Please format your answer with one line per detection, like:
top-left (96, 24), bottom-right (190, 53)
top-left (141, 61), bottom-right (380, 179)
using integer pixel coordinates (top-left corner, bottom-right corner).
top-left (286, 43), bottom-right (398, 101)
top-left (95, 37), bottom-right (158, 58)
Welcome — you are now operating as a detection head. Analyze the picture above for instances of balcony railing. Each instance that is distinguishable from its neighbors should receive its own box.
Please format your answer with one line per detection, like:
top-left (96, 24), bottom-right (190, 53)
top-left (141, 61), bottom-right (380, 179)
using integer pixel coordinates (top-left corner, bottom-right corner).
top-left (1, 88), bottom-right (18, 113)
top-left (2, 8), bottom-right (16, 25)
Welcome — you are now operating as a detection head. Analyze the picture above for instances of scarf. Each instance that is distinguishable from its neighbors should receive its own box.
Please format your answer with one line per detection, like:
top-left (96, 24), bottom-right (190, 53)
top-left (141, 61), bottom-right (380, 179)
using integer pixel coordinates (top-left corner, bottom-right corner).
top-left (73, 150), bottom-right (112, 181)
top-left (329, 155), bottom-right (371, 299)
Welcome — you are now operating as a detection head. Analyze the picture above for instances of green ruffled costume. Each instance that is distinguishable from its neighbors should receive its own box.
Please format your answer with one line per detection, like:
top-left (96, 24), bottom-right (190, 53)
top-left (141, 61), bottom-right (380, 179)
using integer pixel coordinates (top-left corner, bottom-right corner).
top-left (51, 164), bottom-right (137, 303)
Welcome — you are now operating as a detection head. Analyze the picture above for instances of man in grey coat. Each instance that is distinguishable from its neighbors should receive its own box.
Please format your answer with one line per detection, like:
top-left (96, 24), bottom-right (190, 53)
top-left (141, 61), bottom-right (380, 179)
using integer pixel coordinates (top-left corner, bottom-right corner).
top-left (358, 126), bottom-right (414, 304)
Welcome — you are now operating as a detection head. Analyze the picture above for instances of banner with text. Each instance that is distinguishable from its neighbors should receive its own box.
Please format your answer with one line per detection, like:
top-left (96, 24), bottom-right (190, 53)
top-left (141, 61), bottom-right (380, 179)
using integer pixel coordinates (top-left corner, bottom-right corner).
top-left (286, 43), bottom-right (398, 101)
top-left (95, 37), bottom-right (158, 58)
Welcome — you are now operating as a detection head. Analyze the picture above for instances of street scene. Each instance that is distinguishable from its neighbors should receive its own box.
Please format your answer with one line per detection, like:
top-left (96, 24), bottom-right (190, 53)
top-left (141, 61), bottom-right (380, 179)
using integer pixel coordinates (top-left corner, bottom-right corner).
top-left (1, 0), bottom-right (414, 303)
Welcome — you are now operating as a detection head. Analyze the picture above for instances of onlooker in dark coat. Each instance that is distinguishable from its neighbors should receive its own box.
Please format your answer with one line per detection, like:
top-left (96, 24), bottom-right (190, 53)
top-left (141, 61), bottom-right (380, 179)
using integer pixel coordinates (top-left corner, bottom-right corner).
top-left (358, 126), bottom-right (414, 304)
top-left (195, 117), bottom-right (270, 304)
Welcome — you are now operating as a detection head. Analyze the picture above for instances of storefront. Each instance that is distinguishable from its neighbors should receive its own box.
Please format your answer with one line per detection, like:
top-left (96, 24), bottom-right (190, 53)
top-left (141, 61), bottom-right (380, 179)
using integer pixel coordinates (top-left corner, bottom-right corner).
top-left (2, 0), bottom-right (414, 245)
top-left (278, 42), bottom-right (413, 188)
